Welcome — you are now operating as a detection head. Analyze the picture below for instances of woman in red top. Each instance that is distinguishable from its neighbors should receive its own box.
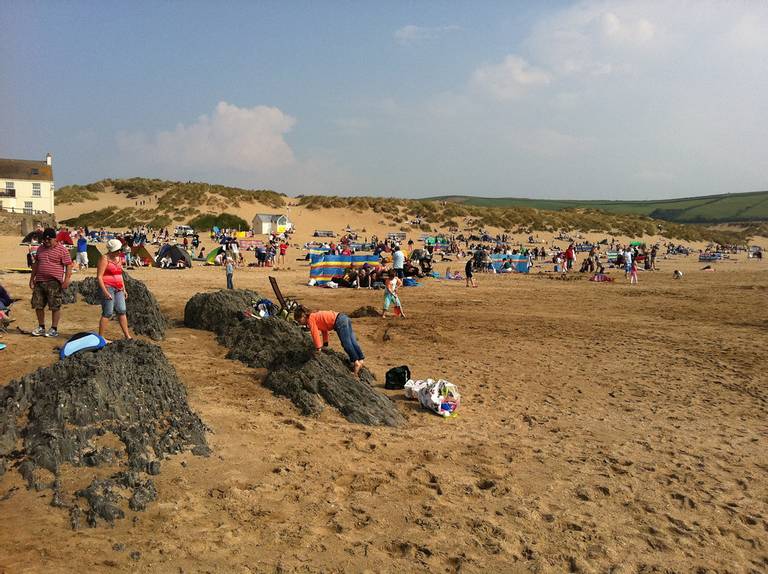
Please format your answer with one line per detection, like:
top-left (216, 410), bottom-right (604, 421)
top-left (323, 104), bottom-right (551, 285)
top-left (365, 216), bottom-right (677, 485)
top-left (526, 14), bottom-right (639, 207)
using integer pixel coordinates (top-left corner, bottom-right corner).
top-left (96, 239), bottom-right (132, 341)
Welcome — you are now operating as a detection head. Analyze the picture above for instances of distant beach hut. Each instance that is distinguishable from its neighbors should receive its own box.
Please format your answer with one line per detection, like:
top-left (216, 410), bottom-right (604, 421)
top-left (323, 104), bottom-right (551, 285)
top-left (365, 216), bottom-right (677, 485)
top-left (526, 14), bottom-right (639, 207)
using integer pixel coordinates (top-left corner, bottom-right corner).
top-left (252, 214), bottom-right (292, 235)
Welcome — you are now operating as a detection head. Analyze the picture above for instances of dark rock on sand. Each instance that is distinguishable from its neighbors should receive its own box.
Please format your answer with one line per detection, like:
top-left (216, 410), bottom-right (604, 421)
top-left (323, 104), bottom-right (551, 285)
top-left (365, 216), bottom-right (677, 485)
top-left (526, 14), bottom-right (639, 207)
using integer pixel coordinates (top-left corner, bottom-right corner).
top-left (349, 305), bottom-right (382, 318)
top-left (221, 314), bottom-right (314, 370)
top-left (184, 289), bottom-right (260, 334)
top-left (64, 274), bottom-right (167, 340)
top-left (0, 339), bottom-right (208, 527)
top-left (185, 295), bottom-right (403, 426)
top-left (265, 350), bottom-right (399, 425)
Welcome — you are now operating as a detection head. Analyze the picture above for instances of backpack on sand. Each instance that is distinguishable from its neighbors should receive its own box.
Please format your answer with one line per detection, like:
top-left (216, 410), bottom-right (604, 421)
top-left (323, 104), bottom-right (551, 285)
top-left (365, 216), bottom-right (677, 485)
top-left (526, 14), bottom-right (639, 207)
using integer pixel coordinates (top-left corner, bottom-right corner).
top-left (385, 365), bottom-right (411, 390)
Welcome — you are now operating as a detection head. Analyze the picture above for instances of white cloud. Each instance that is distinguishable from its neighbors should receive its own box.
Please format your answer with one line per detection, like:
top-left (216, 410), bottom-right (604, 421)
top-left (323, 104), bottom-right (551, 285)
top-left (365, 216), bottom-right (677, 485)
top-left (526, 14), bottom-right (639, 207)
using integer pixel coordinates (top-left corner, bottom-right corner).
top-left (471, 55), bottom-right (551, 100)
top-left (118, 101), bottom-right (296, 172)
top-left (394, 24), bottom-right (459, 45)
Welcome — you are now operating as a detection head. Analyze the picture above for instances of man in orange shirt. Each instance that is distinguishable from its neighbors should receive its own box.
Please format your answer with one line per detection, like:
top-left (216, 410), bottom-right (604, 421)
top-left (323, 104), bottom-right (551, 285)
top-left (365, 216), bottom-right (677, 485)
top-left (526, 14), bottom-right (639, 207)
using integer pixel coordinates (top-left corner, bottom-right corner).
top-left (295, 306), bottom-right (365, 376)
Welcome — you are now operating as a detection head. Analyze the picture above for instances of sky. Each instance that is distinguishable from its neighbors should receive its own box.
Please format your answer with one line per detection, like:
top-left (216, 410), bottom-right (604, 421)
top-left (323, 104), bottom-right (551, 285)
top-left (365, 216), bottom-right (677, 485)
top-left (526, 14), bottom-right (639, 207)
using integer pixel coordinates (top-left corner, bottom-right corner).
top-left (1, 0), bottom-right (767, 200)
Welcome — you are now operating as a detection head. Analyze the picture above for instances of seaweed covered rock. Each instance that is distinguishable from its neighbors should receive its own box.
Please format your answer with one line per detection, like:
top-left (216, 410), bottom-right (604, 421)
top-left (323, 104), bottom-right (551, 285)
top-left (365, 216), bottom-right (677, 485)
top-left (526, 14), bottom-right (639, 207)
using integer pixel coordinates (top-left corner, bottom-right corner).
top-left (265, 350), bottom-right (399, 425)
top-left (221, 315), bottom-right (314, 369)
top-left (0, 340), bottom-right (209, 527)
top-left (184, 289), bottom-right (260, 333)
top-left (186, 296), bottom-right (404, 426)
top-left (66, 274), bottom-right (167, 340)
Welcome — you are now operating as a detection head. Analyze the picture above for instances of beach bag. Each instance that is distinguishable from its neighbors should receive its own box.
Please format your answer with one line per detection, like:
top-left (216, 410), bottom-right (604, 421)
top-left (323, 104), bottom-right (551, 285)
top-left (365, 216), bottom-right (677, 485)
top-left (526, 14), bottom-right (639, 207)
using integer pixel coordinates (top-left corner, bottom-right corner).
top-left (59, 332), bottom-right (107, 359)
top-left (385, 365), bottom-right (410, 390)
top-left (254, 298), bottom-right (278, 318)
top-left (403, 277), bottom-right (419, 287)
top-left (404, 378), bottom-right (461, 417)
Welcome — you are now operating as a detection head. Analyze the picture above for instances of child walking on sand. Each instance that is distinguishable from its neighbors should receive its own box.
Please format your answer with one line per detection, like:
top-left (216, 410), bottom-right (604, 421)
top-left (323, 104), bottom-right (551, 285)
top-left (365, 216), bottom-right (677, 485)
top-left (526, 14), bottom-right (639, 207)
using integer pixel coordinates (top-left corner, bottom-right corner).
top-left (382, 269), bottom-right (404, 318)
top-left (629, 258), bottom-right (638, 285)
top-left (465, 258), bottom-right (477, 288)
top-left (225, 257), bottom-right (234, 289)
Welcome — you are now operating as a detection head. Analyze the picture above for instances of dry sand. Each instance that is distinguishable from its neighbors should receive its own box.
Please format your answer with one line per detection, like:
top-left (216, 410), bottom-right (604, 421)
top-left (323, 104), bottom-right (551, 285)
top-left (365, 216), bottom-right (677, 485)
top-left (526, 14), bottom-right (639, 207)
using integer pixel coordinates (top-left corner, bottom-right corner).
top-left (1, 210), bottom-right (767, 573)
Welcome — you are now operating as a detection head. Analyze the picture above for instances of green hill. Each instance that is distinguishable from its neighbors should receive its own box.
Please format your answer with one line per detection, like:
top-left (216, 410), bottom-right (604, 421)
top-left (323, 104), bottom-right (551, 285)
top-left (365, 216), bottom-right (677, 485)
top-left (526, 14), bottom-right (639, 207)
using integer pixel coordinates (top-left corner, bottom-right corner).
top-left (428, 190), bottom-right (768, 223)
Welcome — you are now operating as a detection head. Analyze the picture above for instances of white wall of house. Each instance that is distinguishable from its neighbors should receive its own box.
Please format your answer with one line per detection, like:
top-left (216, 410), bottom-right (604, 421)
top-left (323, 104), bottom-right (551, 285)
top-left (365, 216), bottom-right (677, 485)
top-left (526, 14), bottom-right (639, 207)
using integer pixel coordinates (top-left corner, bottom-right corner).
top-left (1, 179), bottom-right (55, 214)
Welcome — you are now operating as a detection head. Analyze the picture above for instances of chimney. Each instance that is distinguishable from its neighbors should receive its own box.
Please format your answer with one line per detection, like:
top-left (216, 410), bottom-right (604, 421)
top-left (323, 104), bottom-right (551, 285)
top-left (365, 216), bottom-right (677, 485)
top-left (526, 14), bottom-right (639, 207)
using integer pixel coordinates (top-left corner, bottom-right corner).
top-left (46, 153), bottom-right (52, 166)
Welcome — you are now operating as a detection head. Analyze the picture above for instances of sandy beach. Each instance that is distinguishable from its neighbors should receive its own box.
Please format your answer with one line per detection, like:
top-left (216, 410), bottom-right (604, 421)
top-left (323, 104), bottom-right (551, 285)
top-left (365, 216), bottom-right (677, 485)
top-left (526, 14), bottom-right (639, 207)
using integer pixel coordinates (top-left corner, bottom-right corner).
top-left (1, 215), bottom-right (767, 573)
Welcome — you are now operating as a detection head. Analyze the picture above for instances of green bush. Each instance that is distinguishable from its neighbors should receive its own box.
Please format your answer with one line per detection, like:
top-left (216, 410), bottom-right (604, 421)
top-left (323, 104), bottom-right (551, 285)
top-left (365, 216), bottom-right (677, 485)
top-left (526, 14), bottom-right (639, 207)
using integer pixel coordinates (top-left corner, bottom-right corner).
top-left (54, 185), bottom-right (100, 205)
top-left (188, 212), bottom-right (249, 231)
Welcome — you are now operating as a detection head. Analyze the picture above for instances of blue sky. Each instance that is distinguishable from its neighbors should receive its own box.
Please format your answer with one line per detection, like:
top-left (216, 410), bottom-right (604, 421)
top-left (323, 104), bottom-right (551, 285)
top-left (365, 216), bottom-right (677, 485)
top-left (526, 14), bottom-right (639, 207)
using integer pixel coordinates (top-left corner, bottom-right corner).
top-left (2, 0), bottom-right (766, 199)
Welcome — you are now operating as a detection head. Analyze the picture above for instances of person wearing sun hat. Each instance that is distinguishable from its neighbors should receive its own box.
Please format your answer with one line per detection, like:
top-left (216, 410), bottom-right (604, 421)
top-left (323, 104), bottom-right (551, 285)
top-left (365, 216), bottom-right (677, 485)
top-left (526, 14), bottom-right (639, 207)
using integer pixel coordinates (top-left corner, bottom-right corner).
top-left (96, 238), bottom-right (132, 342)
top-left (29, 227), bottom-right (74, 337)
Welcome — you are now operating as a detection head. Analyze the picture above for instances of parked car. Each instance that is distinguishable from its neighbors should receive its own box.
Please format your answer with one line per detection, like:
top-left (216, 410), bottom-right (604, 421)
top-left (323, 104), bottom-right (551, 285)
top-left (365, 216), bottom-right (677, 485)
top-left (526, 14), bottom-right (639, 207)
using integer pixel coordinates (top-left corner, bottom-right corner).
top-left (174, 225), bottom-right (195, 237)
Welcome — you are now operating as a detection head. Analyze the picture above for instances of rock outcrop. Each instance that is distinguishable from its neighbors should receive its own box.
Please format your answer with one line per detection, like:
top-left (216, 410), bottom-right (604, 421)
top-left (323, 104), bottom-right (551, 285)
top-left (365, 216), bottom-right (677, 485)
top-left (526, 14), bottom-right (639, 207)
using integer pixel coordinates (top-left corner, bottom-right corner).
top-left (0, 340), bottom-right (209, 527)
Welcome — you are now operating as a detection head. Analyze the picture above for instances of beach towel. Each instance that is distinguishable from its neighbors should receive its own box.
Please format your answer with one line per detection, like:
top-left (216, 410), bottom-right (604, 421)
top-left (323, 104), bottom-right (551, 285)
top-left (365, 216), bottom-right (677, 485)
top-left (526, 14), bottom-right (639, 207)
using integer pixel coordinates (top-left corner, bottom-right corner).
top-left (589, 273), bottom-right (614, 282)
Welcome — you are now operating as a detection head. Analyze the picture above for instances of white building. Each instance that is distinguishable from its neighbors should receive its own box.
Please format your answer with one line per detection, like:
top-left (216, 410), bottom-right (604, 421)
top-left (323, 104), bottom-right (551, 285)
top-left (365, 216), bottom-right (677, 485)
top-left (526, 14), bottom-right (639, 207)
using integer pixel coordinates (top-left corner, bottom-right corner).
top-left (0, 153), bottom-right (55, 215)
top-left (252, 213), bottom-right (292, 235)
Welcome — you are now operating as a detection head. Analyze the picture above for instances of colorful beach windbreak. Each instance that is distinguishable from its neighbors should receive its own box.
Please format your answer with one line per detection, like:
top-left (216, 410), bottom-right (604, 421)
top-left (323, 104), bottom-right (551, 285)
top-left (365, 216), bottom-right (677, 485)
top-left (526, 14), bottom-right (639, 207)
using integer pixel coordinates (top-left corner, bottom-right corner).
top-left (309, 250), bottom-right (381, 284)
top-left (489, 254), bottom-right (530, 273)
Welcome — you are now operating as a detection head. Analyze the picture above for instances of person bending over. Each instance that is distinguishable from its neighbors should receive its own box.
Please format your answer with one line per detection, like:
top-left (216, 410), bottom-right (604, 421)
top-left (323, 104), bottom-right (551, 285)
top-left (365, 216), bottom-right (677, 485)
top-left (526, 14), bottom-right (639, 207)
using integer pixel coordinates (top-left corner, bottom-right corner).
top-left (294, 306), bottom-right (365, 376)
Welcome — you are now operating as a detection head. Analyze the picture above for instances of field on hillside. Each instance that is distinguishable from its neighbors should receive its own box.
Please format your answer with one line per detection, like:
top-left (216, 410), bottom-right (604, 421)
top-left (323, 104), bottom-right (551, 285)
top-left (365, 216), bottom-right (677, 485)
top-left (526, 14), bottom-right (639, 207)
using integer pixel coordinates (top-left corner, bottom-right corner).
top-left (1, 228), bottom-right (767, 573)
top-left (432, 190), bottom-right (768, 223)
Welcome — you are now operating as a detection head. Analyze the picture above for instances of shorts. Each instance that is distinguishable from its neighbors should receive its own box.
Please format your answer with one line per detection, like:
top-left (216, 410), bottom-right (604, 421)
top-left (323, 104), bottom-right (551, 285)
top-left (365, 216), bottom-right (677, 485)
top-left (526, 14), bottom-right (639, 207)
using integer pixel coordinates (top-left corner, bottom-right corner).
top-left (394, 268), bottom-right (404, 279)
top-left (76, 252), bottom-right (89, 266)
top-left (101, 286), bottom-right (127, 317)
top-left (31, 280), bottom-right (64, 311)
top-left (383, 292), bottom-right (400, 310)
top-left (465, 269), bottom-right (473, 278)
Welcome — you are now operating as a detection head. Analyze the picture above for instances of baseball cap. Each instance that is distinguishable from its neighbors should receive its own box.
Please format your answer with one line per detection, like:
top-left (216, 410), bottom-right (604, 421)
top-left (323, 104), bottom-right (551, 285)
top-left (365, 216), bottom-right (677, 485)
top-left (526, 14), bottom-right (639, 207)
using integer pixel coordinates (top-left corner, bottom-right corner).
top-left (42, 228), bottom-right (56, 240)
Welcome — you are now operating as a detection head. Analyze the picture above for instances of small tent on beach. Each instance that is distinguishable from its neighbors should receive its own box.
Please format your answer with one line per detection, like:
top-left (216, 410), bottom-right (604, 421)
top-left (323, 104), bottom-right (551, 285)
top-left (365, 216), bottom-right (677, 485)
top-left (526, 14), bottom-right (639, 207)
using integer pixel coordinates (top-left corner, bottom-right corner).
top-left (131, 244), bottom-right (154, 266)
top-left (68, 244), bottom-right (102, 268)
top-left (155, 244), bottom-right (192, 268)
top-left (206, 245), bottom-right (226, 265)
top-left (21, 230), bottom-right (43, 244)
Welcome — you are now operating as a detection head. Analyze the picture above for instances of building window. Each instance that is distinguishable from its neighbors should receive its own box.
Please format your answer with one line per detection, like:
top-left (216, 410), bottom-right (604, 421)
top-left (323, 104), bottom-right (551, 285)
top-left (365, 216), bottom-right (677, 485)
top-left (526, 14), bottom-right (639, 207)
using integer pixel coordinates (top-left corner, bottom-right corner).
top-left (33, 183), bottom-right (41, 197)
top-left (5, 181), bottom-right (14, 191)
top-left (24, 201), bottom-right (33, 214)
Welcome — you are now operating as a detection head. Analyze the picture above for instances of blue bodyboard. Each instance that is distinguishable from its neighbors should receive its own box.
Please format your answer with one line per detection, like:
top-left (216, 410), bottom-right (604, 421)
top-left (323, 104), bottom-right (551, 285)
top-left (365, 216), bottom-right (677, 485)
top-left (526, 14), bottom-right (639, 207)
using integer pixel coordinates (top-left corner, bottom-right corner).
top-left (59, 332), bottom-right (108, 359)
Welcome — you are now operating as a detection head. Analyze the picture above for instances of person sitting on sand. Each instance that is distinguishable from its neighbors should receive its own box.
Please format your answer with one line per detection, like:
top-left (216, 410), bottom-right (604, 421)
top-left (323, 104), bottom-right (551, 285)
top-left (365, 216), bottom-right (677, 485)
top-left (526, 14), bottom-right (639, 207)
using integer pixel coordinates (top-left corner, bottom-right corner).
top-left (294, 306), bottom-right (366, 376)
top-left (354, 265), bottom-right (367, 290)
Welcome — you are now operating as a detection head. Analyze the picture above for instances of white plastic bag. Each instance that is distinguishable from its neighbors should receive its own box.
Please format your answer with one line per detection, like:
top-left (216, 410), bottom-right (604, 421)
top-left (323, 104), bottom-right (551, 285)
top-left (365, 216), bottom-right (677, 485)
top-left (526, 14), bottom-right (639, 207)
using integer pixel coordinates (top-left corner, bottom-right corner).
top-left (404, 378), bottom-right (461, 417)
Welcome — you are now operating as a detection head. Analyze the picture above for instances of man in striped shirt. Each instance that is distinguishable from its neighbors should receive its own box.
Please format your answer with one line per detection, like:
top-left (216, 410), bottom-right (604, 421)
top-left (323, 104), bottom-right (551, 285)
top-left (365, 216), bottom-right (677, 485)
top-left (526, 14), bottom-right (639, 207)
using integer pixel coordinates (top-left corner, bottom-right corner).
top-left (29, 228), bottom-right (73, 338)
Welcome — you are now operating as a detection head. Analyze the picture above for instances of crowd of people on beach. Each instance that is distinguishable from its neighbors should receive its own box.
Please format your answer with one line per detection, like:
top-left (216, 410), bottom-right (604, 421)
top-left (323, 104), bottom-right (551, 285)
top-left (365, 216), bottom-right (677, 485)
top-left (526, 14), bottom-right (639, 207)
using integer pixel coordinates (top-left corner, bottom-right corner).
top-left (5, 221), bottom-right (763, 377)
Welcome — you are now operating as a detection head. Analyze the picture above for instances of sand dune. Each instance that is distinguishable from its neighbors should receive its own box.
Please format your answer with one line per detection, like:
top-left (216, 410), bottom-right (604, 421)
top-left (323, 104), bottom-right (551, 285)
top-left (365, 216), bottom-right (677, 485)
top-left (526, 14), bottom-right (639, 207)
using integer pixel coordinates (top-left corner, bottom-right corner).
top-left (1, 217), bottom-right (767, 572)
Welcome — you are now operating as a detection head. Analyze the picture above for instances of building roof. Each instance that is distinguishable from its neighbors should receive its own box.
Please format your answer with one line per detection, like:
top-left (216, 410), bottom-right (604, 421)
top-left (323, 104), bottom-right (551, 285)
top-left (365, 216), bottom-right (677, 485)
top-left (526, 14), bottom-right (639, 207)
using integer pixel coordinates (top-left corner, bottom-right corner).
top-left (253, 213), bottom-right (286, 223)
top-left (0, 158), bottom-right (53, 181)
